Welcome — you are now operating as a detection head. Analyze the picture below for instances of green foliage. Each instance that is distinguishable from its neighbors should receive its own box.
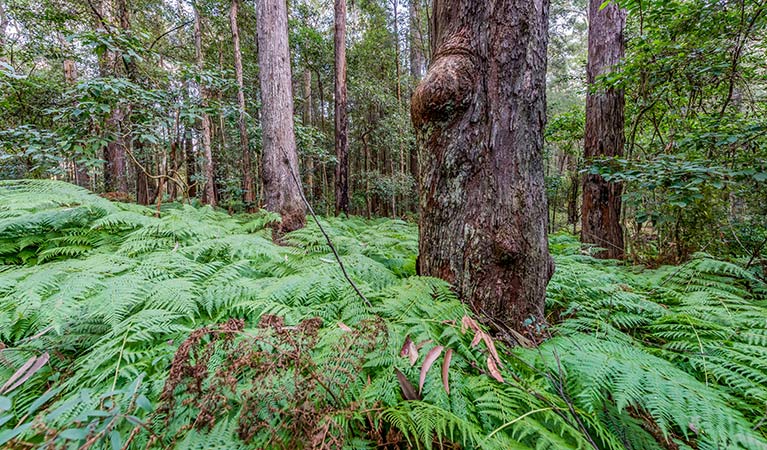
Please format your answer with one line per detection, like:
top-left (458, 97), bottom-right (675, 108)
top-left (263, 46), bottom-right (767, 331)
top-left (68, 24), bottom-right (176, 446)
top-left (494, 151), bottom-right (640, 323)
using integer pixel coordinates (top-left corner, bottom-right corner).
top-left (1, 181), bottom-right (766, 449)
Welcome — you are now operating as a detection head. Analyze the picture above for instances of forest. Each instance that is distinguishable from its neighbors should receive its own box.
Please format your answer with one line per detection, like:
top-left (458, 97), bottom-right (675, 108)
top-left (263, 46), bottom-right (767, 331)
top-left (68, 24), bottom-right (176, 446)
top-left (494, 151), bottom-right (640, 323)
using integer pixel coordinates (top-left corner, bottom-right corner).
top-left (0, 0), bottom-right (766, 448)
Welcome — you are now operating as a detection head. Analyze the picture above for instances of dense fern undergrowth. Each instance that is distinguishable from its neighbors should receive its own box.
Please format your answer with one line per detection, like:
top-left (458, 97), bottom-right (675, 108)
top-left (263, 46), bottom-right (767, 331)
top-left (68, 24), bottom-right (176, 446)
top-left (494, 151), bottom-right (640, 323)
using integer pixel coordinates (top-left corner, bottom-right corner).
top-left (1, 180), bottom-right (766, 449)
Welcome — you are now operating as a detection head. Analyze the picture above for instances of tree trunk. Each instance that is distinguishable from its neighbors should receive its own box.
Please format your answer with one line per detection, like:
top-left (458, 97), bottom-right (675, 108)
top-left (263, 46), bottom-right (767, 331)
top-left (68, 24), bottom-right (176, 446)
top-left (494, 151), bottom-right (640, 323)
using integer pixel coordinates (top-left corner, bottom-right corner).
top-left (59, 33), bottom-right (91, 189)
top-left (581, 0), bottom-right (626, 259)
top-left (411, 0), bottom-right (553, 331)
top-left (303, 68), bottom-right (315, 201)
top-left (194, 4), bottom-right (217, 207)
top-left (256, 0), bottom-right (306, 232)
top-left (230, 0), bottom-right (255, 210)
top-left (334, 0), bottom-right (350, 216)
top-left (184, 129), bottom-right (197, 199)
top-left (91, 0), bottom-right (128, 194)
top-left (408, 0), bottom-right (425, 185)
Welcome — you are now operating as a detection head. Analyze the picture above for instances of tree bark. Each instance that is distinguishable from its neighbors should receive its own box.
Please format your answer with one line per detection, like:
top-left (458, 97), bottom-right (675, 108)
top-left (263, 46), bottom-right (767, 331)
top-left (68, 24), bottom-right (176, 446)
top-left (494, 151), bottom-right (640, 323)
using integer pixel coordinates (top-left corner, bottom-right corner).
top-left (581, 0), bottom-right (626, 259)
top-left (411, 0), bottom-right (553, 331)
top-left (184, 129), bottom-right (197, 199)
top-left (408, 0), bottom-right (425, 192)
top-left (194, 4), bottom-right (217, 207)
top-left (230, 0), bottom-right (255, 210)
top-left (256, 0), bottom-right (306, 232)
top-left (334, 0), bottom-right (350, 216)
top-left (303, 68), bottom-right (315, 201)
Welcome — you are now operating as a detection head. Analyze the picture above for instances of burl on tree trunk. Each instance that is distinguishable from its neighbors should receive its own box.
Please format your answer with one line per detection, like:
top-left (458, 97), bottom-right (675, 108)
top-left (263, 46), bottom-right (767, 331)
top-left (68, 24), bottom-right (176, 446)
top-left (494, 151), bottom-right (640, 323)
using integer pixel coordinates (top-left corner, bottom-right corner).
top-left (412, 0), bottom-right (554, 331)
top-left (581, 0), bottom-right (626, 260)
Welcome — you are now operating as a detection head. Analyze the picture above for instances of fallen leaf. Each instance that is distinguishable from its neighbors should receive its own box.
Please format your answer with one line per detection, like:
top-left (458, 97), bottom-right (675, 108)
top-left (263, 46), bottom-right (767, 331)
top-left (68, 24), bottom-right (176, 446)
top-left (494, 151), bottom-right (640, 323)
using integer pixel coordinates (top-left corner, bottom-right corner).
top-left (487, 356), bottom-right (504, 383)
top-left (399, 336), bottom-right (418, 366)
top-left (419, 345), bottom-right (444, 394)
top-left (395, 369), bottom-right (420, 401)
top-left (482, 334), bottom-right (503, 369)
top-left (442, 349), bottom-right (453, 395)
top-left (0, 353), bottom-right (49, 395)
top-left (470, 330), bottom-right (483, 348)
top-left (509, 329), bottom-right (535, 348)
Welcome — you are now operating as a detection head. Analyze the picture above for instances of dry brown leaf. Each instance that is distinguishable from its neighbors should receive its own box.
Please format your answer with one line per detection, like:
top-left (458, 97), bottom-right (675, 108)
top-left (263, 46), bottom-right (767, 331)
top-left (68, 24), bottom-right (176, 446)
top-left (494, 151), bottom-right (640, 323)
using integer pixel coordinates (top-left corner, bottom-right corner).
top-left (470, 330), bottom-right (483, 348)
top-left (395, 369), bottom-right (420, 401)
top-left (337, 322), bottom-right (352, 332)
top-left (407, 340), bottom-right (418, 366)
top-left (0, 353), bottom-right (49, 395)
top-left (399, 336), bottom-right (419, 366)
top-left (487, 355), bottom-right (504, 383)
top-left (509, 328), bottom-right (535, 348)
top-left (482, 334), bottom-right (503, 369)
top-left (419, 345), bottom-right (444, 394)
top-left (442, 348), bottom-right (453, 395)
top-left (400, 335), bottom-right (413, 357)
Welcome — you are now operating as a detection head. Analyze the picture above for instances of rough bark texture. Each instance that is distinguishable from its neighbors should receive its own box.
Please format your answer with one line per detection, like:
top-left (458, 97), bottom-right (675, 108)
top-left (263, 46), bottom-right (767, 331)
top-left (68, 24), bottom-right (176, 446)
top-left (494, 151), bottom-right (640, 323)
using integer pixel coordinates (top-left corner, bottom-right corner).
top-left (581, 0), bottom-right (626, 259)
top-left (256, 0), bottom-right (306, 232)
top-left (334, 0), bottom-right (349, 216)
top-left (194, 5), bottom-right (217, 207)
top-left (411, 0), bottom-right (554, 331)
top-left (230, 0), bottom-right (255, 210)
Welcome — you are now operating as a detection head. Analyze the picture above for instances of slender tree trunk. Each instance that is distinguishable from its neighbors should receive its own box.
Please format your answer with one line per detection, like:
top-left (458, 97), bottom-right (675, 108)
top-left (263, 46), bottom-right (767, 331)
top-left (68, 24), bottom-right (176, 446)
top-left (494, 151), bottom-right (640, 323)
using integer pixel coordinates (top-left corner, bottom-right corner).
top-left (92, 0), bottom-right (128, 194)
top-left (581, 0), bottom-right (626, 259)
top-left (230, 0), bottom-right (255, 210)
top-left (334, 0), bottom-right (350, 216)
top-left (412, 0), bottom-right (553, 331)
top-left (0, 2), bottom-right (8, 61)
top-left (184, 129), bottom-right (197, 199)
top-left (408, 0), bottom-right (425, 186)
top-left (256, 0), bottom-right (306, 232)
top-left (194, 4), bottom-right (217, 207)
top-left (303, 68), bottom-right (315, 201)
top-left (59, 33), bottom-right (91, 189)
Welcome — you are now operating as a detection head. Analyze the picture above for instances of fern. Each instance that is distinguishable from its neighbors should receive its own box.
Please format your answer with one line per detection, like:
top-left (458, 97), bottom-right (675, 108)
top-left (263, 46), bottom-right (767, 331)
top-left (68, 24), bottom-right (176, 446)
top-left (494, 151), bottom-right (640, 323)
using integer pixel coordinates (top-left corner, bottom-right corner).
top-left (1, 181), bottom-right (766, 450)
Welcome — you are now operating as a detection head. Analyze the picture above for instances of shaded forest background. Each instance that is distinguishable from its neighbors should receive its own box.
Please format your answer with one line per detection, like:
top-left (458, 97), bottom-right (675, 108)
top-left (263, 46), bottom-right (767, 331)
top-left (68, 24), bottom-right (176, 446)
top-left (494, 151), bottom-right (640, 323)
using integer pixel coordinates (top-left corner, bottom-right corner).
top-left (1, 0), bottom-right (765, 264)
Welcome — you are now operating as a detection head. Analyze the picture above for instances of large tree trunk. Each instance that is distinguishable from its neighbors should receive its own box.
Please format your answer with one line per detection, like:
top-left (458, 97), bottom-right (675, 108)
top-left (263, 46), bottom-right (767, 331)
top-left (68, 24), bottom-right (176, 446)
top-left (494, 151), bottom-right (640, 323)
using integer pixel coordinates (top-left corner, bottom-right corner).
top-left (411, 0), bottom-right (553, 331)
top-left (194, 4), bottom-right (217, 207)
top-left (230, 0), bottom-right (255, 210)
top-left (581, 0), bottom-right (626, 259)
top-left (256, 0), bottom-right (306, 232)
top-left (334, 0), bottom-right (349, 216)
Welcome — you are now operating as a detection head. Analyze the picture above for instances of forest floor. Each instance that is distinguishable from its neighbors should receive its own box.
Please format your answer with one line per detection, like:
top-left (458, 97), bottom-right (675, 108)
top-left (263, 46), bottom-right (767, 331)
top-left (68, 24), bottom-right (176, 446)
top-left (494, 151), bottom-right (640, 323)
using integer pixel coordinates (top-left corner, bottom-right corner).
top-left (1, 180), bottom-right (766, 450)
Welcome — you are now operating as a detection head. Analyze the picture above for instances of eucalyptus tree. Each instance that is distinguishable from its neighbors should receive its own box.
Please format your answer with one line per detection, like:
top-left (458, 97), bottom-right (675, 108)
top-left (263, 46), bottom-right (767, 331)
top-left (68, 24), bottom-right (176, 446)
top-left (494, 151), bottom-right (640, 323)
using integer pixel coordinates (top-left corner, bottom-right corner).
top-left (412, 0), bottom-right (553, 329)
top-left (256, 0), bottom-right (306, 232)
top-left (581, 0), bottom-right (626, 259)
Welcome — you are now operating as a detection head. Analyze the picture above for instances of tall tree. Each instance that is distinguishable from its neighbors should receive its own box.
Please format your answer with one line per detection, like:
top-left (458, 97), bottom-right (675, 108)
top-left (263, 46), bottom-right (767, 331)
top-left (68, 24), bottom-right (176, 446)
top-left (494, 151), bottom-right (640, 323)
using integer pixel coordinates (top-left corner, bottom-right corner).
top-left (256, 0), bottom-right (306, 232)
top-left (92, 0), bottom-right (128, 194)
top-left (580, 0), bottom-right (626, 259)
top-left (408, 0), bottom-right (425, 187)
top-left (411, 0), bottom-right (553, 330)
top-left (229, 0), bottom-right (255, 210)
top-left (334, 0), bottom-right (349, 216)
top-left (193, 3), bottom-right (217, 207)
